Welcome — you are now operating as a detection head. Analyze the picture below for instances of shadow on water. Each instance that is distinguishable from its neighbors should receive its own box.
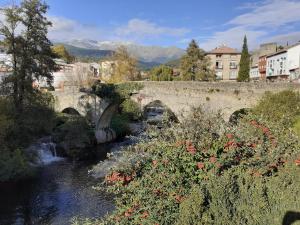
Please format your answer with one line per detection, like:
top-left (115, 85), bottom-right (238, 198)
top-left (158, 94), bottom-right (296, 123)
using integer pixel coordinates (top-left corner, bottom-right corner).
top-left (283, 211), bottom-right (300, 225)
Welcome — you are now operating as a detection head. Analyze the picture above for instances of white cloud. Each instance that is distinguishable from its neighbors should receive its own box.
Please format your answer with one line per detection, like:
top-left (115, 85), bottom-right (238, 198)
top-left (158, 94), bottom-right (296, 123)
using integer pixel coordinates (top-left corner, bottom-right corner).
top-left (201, 0), bottom-right (300, 51)
top-left (115, 18), bottom-right (189, 38)
top-left (47, 15), bottom-right (106, 42)
top-left (200, 26), bottom-right (266, 51)
top-left (229, 0), bottom-right (300, 28)
top-left (266, 31), bottom-right (300, 45)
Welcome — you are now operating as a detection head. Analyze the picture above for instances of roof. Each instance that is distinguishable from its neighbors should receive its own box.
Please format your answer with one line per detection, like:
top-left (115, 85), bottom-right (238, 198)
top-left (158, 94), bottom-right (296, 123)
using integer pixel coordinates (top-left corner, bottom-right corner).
top-left (207, 45), bottom-right (240, 55)
top-left (266, 50), bottom-right (287, 58)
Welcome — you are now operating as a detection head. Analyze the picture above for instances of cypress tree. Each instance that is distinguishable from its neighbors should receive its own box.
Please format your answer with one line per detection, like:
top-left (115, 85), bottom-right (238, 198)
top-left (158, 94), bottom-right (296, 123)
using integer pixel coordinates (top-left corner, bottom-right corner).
top-left (237, 36), bottom-right (250, 82)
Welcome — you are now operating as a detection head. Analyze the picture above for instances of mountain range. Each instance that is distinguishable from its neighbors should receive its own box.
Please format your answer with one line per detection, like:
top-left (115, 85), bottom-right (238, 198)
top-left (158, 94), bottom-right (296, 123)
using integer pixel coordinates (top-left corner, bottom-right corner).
top-left (61, 39), bottom-right (185, 65)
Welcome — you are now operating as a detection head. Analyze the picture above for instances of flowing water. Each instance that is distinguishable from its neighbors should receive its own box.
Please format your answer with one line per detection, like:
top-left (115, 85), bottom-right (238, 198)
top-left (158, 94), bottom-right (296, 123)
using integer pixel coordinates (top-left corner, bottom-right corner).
top-left (0, 142), bottom-right (115, 225)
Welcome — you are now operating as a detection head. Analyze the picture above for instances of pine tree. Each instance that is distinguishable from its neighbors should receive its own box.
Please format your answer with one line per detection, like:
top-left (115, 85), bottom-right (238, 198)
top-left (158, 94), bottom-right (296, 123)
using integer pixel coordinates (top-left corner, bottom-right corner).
top-left (180, 39), bottom-right (214, 81)
top-left (237, 36), bottom-right (250, 82)
top-left (0, 0), bottom-right (56, 113)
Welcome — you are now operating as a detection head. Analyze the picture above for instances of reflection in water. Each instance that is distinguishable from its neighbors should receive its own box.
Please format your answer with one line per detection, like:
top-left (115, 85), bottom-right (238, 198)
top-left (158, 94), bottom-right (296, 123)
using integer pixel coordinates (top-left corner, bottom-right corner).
top-left (0, 160), bottom-right (114, 225)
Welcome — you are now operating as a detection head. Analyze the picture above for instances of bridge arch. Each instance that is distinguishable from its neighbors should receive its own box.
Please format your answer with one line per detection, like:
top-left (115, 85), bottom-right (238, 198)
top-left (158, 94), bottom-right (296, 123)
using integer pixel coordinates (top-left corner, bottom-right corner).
top-left (143, 100), bottom-right (178, 124)
top-left (229, 108), bottom-right (251, 125)
top-left (61, 107), bottom-right (81, 115)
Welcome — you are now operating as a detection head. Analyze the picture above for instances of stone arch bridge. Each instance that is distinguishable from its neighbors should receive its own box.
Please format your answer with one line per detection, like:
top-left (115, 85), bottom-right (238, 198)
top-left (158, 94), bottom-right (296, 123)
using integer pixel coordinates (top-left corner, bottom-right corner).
top-left (52, 87), bottom-right (118, 144)
top-left (51, 82), bottom-right (300, 143)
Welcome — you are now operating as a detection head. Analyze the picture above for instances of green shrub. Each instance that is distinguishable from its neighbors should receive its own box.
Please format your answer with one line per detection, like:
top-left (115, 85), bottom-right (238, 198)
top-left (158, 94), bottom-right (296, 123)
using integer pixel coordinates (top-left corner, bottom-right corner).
top-left (120, 99), bottom-right (142, 121)
top-left (253, 90), bottom-right (300, 127)
top-left (178, 165), bottom-right (300, 225)
top-left (293, 116), bottom-right (300, 138)
top-left (110, 114), bottom-right (130, 137)
top-left (0, 148), bottom-right (34, 182)
top-left (0, 94), bottom-right (55, 181)
top-left (92, 82), bottom-right (143, 104)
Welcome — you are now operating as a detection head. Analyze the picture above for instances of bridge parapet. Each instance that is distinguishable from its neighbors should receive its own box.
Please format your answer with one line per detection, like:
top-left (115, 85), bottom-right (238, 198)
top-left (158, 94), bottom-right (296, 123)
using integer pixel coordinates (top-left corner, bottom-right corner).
top-left (132, 81), bottom-right (300, 121)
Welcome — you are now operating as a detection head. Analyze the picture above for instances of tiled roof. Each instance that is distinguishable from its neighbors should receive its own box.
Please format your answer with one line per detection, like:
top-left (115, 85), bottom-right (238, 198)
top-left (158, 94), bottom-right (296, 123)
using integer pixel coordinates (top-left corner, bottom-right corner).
top-left (208, 46), bottom-right (240, 54)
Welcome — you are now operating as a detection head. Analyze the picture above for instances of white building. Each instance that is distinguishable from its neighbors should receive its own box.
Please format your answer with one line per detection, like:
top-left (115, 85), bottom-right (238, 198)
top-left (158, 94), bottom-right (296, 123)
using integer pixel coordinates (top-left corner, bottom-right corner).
top-left (99, 60), bottom-right (116, 81)
top-left (266, 43), bottom-right (300, 81)
top-left (266, 50), bottom-right (288, 79)
top-left (287, 43), bottom-right (300, 81)
top-left (250, 66), bottom-right (260, 80)
top-left (0, 50), bottom-right (12, 84)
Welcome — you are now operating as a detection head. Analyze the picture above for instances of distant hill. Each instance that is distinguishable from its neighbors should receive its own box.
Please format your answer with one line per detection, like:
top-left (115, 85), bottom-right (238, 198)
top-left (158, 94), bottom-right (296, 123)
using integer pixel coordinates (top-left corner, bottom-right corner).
top-left (63, 39), bottom-right (185, 64)
top-left (165, 58), bottom-right (181, 68)
top-left (138, 61), bottom-right (162, 71)
top-left (62, 44), bottom-right (114, 59)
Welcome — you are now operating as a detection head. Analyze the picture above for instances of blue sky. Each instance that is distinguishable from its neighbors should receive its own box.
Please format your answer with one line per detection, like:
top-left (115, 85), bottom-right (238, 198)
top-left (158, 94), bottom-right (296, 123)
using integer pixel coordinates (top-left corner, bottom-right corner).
top-left (2, 0), bottom-right (300, 50)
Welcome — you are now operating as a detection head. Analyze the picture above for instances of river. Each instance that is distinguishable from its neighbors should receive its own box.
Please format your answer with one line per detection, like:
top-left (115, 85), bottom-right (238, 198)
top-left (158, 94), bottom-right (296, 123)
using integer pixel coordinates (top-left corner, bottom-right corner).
top-left (0, 151), bottom-right (115, 225)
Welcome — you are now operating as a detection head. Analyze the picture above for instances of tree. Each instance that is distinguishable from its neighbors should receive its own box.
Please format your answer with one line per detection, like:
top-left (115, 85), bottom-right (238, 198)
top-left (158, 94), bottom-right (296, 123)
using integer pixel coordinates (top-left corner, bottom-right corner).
top-left (109, 46), bottom-right (139, 83)
top-left (52, 44), bottom-right (75, 63)
top-left (237, 36), bottom-right (250, 82)
top-left (0, 0), bottom-right (56, 113)
top-left (180, 39), bottom-right (214, 81)
top-left (150, 65), bottom-right (173, 81)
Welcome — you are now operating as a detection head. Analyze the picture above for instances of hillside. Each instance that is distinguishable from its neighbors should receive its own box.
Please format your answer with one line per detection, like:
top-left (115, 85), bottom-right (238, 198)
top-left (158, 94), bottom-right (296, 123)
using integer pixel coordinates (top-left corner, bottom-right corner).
top-left (62, 44), bottom-right (114, 59)
top-left (63, 39), bottom-right (185, 64)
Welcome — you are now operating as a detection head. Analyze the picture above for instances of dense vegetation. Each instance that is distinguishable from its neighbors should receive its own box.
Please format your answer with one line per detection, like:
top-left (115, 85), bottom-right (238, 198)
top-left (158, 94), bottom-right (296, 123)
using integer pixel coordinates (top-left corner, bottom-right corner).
top-left (105, 46), bottom-right (141, 83)
top-left (0, 0), bottom-right (58, 182)
top-left (92, 82), bottom-right (143, 138)
top-left (0, 94), bottom-right (56, 181)
top-left (74, 90), bottom-right (300, 225)
top-left (150, 65), bottom-right (173, 81)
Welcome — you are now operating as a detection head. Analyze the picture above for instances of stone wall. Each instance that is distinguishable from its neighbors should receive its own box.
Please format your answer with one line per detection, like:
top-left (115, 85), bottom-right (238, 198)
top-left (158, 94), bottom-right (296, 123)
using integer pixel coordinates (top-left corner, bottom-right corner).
top-left (132, 81), bottom-right (300, 121)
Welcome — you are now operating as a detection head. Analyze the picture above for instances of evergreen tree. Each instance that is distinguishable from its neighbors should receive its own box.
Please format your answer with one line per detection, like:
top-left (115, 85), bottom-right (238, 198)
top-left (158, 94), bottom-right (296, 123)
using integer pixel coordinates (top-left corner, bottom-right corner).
top-left (1, 0), bottom-right (56, 113)
top-left (180, 39), bottom-right (214, 81)
top-left (237, 36), bottom-right (250, 82)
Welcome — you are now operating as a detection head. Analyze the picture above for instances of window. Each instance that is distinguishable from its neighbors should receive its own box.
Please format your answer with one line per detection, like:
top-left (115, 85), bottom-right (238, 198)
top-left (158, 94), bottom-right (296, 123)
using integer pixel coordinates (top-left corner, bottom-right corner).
top-left (230, 61), bottom-right (237, 69)
top-left (229, 70), bottom-right (237, 79)
top-left (216, 61), bottom-right (223, 69)
top-left (216, 71), bottom-right (223, 79)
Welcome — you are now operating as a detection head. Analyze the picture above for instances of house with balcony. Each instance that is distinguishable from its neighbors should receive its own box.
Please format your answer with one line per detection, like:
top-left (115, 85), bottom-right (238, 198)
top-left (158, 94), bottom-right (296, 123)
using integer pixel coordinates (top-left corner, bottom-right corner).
top-left (250, 43), bottom-right (277, 80)
top-left (259, 55), bottom-right (268, 79)
top-left (266, 43), bottom-right (300, 81)
top-left (266, 50), bottom-right (288, 80)
top-left (206, 45), bottom-right (241, 80)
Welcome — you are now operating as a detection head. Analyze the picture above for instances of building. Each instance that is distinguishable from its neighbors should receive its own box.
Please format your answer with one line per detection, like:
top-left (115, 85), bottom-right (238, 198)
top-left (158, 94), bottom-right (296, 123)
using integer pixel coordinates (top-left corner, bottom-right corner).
top-left (89, 63), bottom-right (100, 78)
top-left (266, 43), bottom-right (300, 81)
top-left (250, 43), bottom-right (277, 80)
top-left (266, 50), bottom-right (288, 80)
top-left (0, 47), bottom-right (12, 84)
top-left (287, 43), bottom-right (300, 81)
top-left (250, 66), bottom-right (260, 80)
top-left (99, 60), bottom-right (116, 81)
top-left (207, 45), bottom-right (241, 80)
top-left (258, 55), bottom-right (268, 79)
